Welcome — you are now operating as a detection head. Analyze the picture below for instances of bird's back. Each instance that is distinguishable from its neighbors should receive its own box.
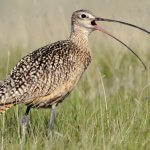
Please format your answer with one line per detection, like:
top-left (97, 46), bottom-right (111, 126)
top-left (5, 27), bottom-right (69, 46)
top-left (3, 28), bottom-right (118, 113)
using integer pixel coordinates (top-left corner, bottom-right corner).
top-left (0, 39), bottom-right (91, 109)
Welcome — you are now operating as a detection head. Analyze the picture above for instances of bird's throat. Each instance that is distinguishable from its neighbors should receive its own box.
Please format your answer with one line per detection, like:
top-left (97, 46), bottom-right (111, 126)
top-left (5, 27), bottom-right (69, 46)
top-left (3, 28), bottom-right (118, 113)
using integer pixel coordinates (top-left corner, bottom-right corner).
top-left (69, 25), bottom-right (89, 48)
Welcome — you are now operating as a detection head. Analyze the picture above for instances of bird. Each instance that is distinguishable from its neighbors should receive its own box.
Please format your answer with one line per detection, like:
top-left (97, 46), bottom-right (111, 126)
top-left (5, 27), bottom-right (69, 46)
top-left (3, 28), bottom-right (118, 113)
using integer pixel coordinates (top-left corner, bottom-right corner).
top-left (0, 9), bottom-right (150, 134)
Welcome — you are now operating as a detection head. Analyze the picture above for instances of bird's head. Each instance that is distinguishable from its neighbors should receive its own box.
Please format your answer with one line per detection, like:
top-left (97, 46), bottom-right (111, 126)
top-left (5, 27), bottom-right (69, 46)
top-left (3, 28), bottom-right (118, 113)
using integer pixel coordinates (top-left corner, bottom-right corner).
top-left (71, 10), bottom-right (97, 34)
top-left (71, 9), bottom-right (150, 69)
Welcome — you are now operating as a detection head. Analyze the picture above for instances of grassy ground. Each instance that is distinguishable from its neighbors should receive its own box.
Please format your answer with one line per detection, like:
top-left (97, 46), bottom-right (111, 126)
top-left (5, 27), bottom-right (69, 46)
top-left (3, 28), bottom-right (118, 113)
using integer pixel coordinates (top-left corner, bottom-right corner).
top-left (0, 0), bottom-right (150, 150)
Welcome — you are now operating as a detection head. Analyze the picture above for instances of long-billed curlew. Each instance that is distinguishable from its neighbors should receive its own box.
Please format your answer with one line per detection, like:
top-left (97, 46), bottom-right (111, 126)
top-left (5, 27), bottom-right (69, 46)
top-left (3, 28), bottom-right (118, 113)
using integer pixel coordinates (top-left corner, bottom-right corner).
top-left (0, 10), bottom-right (150, 133)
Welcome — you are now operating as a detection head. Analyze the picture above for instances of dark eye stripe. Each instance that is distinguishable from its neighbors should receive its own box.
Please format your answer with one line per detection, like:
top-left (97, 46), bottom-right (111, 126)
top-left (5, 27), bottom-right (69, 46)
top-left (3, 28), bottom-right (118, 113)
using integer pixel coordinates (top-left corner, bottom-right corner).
top-left (81, 14), bottom-right (86, 18)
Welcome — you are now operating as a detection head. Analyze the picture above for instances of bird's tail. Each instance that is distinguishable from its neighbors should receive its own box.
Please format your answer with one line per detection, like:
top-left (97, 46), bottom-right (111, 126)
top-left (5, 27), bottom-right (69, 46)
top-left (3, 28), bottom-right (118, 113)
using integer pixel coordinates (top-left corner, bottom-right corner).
top-left (0, 81), bottom-right (14, 114)
top-left (0, 104), bottom-right (13, 115)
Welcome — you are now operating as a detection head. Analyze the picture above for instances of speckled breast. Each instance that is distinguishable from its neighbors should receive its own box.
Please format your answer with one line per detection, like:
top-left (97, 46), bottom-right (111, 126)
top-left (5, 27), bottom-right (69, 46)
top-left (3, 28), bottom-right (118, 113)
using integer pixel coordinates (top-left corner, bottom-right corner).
top-left (24, 51), bottom-right (91, 108)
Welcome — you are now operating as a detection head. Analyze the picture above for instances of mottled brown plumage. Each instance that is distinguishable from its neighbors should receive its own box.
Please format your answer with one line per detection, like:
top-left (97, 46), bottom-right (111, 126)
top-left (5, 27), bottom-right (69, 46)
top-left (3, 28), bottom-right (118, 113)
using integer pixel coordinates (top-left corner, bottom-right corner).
top-left (0, 10), bottom-right (93, 114)
top-left (0, 40), bottom-right (91, 109)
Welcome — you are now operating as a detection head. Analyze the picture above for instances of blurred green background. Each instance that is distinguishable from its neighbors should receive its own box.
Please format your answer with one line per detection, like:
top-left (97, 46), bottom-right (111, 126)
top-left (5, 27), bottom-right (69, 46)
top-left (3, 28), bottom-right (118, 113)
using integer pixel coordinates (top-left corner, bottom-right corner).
top-left (0, 0), bottom-right (150, 150)
top-left (0, 0), bottom-right (150, 50)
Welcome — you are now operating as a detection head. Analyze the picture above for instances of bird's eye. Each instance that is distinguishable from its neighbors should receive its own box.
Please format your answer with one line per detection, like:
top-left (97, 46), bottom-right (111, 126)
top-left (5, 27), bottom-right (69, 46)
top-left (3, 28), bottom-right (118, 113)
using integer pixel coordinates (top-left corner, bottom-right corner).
top-left (81, 14), bottom-right (86, 18)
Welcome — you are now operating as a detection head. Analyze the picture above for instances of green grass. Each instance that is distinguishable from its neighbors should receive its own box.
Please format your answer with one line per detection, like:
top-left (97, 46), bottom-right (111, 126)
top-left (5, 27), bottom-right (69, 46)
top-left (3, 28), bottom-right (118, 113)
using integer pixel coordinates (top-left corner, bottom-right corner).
top-left (0, 43), bottom-right (150, 150)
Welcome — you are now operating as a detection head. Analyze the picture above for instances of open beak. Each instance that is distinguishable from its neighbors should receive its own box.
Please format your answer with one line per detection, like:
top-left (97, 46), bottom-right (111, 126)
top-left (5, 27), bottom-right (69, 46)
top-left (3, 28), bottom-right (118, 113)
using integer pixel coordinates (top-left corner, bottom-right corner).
top-left (91, 17), bottom-right (150, 70)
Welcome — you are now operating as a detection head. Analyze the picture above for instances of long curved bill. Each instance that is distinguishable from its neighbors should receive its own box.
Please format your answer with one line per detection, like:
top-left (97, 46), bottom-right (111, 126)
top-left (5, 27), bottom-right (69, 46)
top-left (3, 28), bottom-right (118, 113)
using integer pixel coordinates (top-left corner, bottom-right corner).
top-left (97, 17), bottom-right (150, 35)
top-left (94, 17), bottom-right (149, 70)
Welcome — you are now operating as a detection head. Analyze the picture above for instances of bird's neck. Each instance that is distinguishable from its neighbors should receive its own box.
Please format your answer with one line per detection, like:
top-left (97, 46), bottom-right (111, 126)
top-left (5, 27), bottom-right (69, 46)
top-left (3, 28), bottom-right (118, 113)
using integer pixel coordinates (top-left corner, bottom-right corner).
top-left (69, 25), bottom-right (89, 49)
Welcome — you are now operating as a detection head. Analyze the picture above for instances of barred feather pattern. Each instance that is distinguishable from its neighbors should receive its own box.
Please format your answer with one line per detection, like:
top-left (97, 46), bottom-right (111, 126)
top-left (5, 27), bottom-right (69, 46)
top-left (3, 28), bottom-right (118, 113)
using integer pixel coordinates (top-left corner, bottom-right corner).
top-left (0, 9), bottom-right (97, 113)
top-left (0, 39), bottom-right (91, 110)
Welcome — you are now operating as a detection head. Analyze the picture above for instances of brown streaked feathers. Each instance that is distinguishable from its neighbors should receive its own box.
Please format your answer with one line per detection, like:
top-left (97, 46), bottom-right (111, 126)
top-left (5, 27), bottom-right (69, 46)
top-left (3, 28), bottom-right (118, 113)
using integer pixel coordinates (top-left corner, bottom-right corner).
top-left (0, 38), bottom-right (91, 113)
